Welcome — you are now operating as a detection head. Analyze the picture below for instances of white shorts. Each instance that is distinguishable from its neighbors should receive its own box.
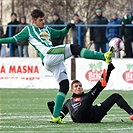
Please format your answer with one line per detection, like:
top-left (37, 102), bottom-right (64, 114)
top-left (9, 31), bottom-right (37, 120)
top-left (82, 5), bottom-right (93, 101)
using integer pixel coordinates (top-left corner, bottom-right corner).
top-left (43, 44), bottom-right (72, 82)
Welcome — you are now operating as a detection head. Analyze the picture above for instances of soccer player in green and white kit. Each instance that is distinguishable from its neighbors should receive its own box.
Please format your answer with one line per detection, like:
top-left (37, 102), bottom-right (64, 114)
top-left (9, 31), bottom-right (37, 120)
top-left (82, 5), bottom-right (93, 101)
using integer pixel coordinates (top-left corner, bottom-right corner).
top-left (0, 9), bottom-right (114, 124)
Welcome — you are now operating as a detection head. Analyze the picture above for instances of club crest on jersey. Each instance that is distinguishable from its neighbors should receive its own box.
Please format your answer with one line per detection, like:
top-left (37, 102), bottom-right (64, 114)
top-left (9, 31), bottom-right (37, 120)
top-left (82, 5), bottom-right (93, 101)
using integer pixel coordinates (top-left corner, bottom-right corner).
top-left (73, 97), bottom-right (81, 102)
top-left (40, 32), bottom-right (49, 40)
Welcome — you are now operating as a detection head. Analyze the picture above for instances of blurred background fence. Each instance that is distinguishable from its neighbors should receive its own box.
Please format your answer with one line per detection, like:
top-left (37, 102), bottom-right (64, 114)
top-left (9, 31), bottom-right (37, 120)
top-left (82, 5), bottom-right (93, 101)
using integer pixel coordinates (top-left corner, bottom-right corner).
top-left (0, 24), bottom-right (133, 57)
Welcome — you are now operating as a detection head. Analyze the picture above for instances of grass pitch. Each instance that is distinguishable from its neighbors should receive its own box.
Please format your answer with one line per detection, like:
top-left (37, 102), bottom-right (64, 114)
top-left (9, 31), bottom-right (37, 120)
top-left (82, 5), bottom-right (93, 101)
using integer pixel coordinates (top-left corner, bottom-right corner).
top-left (0, 88), bottom-right (133, 133)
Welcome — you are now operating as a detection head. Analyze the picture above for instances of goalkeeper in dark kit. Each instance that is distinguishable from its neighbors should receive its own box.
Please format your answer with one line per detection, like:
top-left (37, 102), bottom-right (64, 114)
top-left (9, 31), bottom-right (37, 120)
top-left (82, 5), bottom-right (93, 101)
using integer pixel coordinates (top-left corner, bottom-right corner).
top-left (48, 63), bottom-right (133, 123)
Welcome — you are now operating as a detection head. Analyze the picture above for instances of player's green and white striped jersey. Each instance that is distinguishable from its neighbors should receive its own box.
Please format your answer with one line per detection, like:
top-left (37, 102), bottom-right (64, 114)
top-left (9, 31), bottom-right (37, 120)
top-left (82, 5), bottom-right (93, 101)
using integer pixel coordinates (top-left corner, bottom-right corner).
top-left (13, 25), bottom-right (69, 59)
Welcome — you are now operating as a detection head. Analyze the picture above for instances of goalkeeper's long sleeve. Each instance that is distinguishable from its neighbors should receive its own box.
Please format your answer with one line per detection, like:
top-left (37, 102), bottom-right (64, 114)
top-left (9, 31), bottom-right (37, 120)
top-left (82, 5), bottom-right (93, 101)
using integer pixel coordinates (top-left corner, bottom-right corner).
top-left (89, 63), bottom-right (115, 100)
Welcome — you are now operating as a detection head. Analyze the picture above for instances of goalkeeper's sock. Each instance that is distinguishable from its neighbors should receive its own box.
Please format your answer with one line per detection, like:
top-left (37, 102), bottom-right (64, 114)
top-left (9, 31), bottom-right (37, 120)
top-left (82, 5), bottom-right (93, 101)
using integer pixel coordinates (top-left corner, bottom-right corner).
top-left (80, 48), bottom-right (105, 60)
top-left (53, 91), bottom-right (66, 117)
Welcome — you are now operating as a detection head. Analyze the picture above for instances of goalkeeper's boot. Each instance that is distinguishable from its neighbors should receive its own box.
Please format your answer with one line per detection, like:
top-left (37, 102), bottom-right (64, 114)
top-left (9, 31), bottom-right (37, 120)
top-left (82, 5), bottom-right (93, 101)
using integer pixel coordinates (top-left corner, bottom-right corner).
top-left (130, 114), bottom-right (133, 121)
top-left (50, 116), bottom-right (65, 124)
top-left (104, 46), bottom-right (114, 63)
top-left (100, 69), bottom-right (107, 87)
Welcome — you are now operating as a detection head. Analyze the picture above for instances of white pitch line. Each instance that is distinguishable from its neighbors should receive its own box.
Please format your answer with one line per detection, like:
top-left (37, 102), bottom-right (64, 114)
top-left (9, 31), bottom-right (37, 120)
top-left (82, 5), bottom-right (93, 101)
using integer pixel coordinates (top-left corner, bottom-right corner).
top-left (1, 124), bottom-right (132, 131)
top-left (1, 115), bottom-right (49, 119)
top-left (108, 127), bottom-right (133, 130)
top-left (0, 115), bottom-right (72, 122)
top-left (0, 125), bottom-right (44, 129)
top-left (1, 126), bottom-right (126, 133)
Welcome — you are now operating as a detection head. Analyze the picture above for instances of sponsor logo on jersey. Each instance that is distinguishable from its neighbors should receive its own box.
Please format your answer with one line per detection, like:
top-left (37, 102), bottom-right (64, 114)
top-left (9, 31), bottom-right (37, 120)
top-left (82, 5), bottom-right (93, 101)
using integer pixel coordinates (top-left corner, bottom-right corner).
top-left (72, 102), bottom-right (81, 109)
top-left (73, 97), bottom-right (81, 102)
top-left (40, 32), bottom-right (50, 40)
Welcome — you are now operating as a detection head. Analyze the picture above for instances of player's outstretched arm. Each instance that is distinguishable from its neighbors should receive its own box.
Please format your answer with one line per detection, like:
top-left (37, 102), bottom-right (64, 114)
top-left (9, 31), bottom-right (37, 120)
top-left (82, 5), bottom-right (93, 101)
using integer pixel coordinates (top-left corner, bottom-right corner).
top-left (106, 63), bottom-right (115, 83)
top-left (0, 26), bottom-right (29, 44)
top-left (88, 63), bottom-right (115, 99)
top-left (99, 63), bottom-right (115, 87)
top-left (50, 23), bottom-right (75, 39)
top-left (0, 37), bottom-right (16, 44)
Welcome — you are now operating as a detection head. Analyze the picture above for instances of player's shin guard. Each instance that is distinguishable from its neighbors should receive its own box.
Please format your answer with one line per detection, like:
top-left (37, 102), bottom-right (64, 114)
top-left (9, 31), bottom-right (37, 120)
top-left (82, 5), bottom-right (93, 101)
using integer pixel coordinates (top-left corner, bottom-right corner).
top-left (53, 91), bottom-right (66, 117)
top-left (80, 48), bottom-right (105, 60)
top-left (70, 44), bottom-right (105, 61)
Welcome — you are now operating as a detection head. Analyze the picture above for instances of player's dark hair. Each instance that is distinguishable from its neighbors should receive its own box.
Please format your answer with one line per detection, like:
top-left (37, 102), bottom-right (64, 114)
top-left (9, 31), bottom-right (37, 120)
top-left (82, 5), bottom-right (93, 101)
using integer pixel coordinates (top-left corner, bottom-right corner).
top-left (71, 80), bottom-right (81, 89)
top-left (31, 9), bottom-right (45, 19)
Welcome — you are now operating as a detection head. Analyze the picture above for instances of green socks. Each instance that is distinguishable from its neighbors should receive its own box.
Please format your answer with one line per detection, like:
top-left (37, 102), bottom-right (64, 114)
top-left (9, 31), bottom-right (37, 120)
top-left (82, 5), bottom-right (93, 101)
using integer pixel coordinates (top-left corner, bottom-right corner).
top-left (80, 48), bottom-right (105, 60)
top-left (53, 91), bottom-right (66, 117)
